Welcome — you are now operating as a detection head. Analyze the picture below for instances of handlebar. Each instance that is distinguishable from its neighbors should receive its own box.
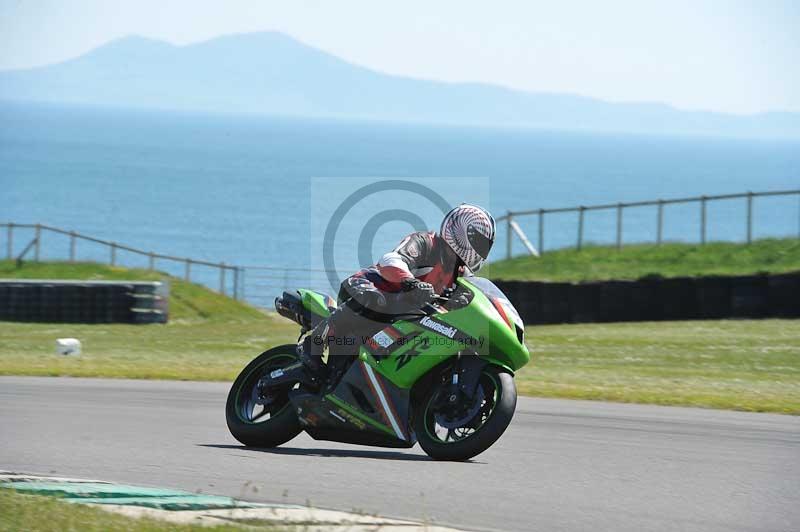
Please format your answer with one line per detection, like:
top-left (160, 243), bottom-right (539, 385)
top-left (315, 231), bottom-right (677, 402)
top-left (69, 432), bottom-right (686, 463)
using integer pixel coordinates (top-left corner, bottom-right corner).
top-left (418, 295), bottom-right (449, 314)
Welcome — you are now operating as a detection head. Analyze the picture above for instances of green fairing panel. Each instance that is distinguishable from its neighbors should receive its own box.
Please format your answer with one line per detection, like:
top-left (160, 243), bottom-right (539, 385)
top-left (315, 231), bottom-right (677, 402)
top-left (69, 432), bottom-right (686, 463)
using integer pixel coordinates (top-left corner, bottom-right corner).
top-left (362, 277), bottom-right (530, 388)
top-left (447, 277), bottom-right (530, 371)
top-left (362, 323), bottom-right (455, 389)
top-left (298, 289), bottom-right (333, 318)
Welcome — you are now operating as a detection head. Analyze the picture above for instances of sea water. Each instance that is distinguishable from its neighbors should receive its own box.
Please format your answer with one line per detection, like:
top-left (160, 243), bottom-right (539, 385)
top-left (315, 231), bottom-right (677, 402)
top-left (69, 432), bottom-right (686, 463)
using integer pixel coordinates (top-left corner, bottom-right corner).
top-left (2, 103), bottom-right (798, 302)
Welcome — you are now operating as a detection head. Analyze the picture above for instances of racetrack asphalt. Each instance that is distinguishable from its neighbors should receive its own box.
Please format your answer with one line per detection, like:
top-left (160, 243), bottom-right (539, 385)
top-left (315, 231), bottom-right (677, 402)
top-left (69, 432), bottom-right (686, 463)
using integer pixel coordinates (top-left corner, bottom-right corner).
top-left (1, 376), bottom-right (798, 532)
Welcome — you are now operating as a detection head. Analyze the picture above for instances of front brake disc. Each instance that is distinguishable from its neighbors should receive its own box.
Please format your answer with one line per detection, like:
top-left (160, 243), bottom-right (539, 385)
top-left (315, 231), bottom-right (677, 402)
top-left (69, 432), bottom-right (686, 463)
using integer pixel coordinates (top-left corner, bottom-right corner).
top-left (434, 386), bottom-right (485, 429)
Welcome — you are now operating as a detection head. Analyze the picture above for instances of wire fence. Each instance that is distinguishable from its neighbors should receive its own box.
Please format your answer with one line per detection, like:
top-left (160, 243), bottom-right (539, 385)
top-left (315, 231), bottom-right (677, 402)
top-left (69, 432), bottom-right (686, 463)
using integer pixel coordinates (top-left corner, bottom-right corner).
top-left (236, 265), bottom-right (338, 308)
top-left (0, 223), bottom-right (243, 299)
top-left (0, 222), bottom-right (342, 308)
top-left (3, 188), bottom-right (799, 309)
top-left (496, 189), bottom-right (800, 258)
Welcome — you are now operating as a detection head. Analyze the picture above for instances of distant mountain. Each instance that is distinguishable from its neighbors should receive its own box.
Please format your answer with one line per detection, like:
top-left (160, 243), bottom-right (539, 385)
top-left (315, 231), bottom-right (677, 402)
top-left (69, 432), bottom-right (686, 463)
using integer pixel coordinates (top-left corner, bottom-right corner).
top-left (1, 32), bottom-right (799, 138)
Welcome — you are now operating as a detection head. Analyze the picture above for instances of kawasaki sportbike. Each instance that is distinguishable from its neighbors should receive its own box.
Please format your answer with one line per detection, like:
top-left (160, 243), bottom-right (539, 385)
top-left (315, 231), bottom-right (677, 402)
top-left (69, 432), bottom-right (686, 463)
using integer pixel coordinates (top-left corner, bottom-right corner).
top-left (225, 276), bottom-right (530, 461)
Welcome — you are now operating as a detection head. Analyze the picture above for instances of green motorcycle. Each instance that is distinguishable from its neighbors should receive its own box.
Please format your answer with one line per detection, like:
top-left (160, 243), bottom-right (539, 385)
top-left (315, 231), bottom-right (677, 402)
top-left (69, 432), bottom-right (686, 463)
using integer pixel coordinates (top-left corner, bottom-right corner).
top-left (225, 276), bottom-right (530, 461)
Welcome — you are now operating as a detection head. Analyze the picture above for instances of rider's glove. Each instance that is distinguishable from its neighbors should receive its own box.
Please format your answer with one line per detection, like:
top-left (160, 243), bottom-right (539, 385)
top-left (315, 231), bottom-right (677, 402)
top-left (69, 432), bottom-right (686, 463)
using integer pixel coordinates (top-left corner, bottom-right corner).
top-left (401, 278), bottom-right (436, 307)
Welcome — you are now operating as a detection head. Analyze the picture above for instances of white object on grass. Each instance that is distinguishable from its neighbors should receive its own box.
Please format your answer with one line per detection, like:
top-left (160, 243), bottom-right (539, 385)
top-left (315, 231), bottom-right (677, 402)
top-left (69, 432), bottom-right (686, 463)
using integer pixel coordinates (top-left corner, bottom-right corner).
top-left (55, 338), bottom-right (81, 356)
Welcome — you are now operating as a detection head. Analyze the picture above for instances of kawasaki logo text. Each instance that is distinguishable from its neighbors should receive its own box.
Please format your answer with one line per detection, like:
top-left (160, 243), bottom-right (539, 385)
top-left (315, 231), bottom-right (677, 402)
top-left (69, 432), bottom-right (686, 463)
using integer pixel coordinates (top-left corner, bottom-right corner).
top-left (419, 316), bottom-right (457, 338)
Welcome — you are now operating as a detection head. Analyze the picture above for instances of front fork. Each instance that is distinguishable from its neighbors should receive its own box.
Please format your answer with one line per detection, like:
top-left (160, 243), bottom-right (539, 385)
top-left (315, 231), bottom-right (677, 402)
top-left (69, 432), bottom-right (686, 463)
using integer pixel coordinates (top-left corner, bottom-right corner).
top-left (437, 354), bottom-right (488, 409)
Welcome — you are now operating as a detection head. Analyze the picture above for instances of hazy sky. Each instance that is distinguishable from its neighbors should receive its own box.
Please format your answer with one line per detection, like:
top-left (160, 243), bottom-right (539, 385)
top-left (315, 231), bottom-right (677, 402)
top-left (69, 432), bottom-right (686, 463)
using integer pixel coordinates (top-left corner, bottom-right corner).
top-left (1, 0), bottom-right (798, 114)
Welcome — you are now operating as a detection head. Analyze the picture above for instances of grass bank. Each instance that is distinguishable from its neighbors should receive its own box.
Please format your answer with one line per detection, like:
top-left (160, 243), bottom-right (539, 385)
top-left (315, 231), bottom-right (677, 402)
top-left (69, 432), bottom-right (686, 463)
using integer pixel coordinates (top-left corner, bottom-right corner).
top-left (0, 489), bottom-right (256, 532)
top-left (1, 261), bottom-right (798, 413)
top-left (483, 238), bottom-right (800, 281)
top-left (0, 260), bottom-right (295, 381)
top-left (0, 260), bottom-right (263, 321)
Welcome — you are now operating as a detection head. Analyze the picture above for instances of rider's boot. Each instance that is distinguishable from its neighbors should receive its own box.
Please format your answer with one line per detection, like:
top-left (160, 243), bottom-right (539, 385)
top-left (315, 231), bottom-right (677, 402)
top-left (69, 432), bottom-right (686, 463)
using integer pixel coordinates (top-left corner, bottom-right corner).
top-left (297, 334), bottom-right (328, 389)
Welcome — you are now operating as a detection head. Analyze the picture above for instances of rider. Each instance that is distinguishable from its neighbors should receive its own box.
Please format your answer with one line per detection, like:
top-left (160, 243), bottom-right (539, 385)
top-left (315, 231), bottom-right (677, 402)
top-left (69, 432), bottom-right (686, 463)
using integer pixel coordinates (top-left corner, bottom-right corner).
top-left (298, 203), bottom-right (496, 384)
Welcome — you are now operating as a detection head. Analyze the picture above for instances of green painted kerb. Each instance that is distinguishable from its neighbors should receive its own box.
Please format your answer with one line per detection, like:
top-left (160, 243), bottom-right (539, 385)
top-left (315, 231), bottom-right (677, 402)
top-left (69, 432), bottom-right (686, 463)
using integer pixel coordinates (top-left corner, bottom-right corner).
top-left (1, 479), bottom-right (264, 511)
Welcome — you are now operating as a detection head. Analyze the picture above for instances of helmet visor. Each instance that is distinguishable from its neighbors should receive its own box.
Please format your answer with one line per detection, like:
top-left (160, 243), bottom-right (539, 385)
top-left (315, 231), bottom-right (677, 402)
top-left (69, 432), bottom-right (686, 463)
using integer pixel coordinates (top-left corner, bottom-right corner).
top-left (467, 225), bottom-right (493, 260)
top-left (465, 260), bottom-right (484, 274)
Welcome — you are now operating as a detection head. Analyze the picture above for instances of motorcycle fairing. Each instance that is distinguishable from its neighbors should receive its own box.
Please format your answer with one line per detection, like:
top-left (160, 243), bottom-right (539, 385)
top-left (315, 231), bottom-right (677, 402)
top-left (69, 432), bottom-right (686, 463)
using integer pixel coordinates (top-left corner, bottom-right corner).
top-left (297, 289), bottom-right (336, 318)
top-left (289, 359), bottom-right (415, 449)
top-left (286, 276), bottom-right (529, 390)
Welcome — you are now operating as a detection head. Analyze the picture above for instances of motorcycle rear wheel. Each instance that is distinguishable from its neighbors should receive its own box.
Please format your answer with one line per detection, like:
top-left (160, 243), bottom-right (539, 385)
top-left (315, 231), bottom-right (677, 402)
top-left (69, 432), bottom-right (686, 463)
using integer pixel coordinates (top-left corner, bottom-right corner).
top-left (225, 345), bottom-right (302, 447)
top-left (415, 365), bottom-right (516, 461)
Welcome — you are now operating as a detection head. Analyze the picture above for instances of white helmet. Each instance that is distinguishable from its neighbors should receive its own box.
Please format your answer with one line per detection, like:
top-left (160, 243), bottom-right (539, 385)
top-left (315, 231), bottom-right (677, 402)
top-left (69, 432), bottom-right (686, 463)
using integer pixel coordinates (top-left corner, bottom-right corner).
top-left (439, 203), bottom-right (496, 272)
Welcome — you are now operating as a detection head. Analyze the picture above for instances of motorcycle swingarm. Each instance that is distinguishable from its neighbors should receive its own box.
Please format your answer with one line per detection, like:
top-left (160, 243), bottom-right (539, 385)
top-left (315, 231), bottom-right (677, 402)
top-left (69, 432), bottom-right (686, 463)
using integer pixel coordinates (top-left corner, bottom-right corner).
top-left (257, 361), bottom-right (311, 389)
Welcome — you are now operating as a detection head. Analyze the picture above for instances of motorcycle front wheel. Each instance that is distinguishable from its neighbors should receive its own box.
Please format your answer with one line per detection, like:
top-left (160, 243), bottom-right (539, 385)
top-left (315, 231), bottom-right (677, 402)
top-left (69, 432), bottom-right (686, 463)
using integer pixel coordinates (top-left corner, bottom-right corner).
top-left (225, 345), bottom-right (302, 447)
top-left (414, 365), bottom-right (517, 461)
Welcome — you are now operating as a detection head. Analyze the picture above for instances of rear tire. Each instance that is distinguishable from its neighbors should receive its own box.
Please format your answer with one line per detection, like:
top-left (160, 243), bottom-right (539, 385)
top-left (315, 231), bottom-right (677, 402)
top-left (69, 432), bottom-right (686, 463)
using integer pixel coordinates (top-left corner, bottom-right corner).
top-left (414, 366), bottom-right (516, 461)
top-left (225, 345), bottom-right (302, 447)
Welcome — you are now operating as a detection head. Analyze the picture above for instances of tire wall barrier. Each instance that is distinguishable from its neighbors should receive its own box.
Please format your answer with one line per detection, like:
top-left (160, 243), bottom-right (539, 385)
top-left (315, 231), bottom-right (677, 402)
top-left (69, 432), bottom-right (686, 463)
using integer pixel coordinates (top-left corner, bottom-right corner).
top-left (493, 272), bottom-right (800, 325)
top-left (0, 280), bottom-right (169, 324)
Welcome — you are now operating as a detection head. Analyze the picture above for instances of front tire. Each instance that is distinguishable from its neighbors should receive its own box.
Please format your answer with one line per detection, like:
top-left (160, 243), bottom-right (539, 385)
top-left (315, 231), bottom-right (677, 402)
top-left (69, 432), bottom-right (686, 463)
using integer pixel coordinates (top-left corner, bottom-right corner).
top-left (414, 366), bottom-right (516, 461)
top-left (225, 345), bottom-right (302, 447)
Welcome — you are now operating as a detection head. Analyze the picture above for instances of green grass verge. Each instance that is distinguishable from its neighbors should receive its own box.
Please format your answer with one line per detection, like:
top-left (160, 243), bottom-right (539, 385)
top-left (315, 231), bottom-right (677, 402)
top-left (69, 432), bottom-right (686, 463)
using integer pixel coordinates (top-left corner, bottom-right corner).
top-left (1, 261), bottom-right (798, 413)
top-left (0, 318), bottom-right (296, 381)
top-left (483, 238), bottom-right (800, 281)
top-left (517, 319), bottom-right (800, 414)
top-left (0, 489), bottom-right (245, 532)
top-left (0, 260), bottom-right (297, 380)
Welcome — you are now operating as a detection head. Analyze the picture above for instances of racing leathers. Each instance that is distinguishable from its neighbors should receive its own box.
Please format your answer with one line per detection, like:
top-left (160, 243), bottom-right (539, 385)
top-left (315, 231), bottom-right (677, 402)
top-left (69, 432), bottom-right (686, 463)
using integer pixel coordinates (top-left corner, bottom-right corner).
top-left (299, 231), bottom-right (462, 383)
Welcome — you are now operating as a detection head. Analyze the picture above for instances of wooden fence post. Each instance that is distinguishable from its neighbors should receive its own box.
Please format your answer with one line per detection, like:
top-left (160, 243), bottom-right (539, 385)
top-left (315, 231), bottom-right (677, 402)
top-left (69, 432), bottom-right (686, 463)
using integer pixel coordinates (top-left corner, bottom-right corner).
top-left (148, 252), bottom-right (155, 271)
top-left (616, 204), bottom-right (623, 250)
top-left (110, 243), bottom-right (117, 265)
top-left (700, 196), bottom-right (707, 245)
top-left (34, 224), bottom-right (41, 261)
top-left (577, 207), bottom-right (585, 250)
top-left (6, 223), bottom-right (12, 259)
top-left (219, 263), bottom-right (226, 295)
top-left (69, 231), bottom-right (76, 262)
top-left (185, 259), bottom-right (191, 281)
top-left (657, 200), bottom-right (664, 245)
top-left (506, 212), bottom-right (512, 259)
top-left (747, 192), bottom-right (753, 244)
top-left (538, 209), bottom-right (544, 254)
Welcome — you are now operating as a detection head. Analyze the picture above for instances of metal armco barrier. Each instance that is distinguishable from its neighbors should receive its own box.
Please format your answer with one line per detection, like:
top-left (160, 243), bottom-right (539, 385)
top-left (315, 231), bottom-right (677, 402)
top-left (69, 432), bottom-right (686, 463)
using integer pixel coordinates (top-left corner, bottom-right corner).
top-left (0, 280), bottom-right (169, 324)
top-left (494, 272), bottom-right (800, 325)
